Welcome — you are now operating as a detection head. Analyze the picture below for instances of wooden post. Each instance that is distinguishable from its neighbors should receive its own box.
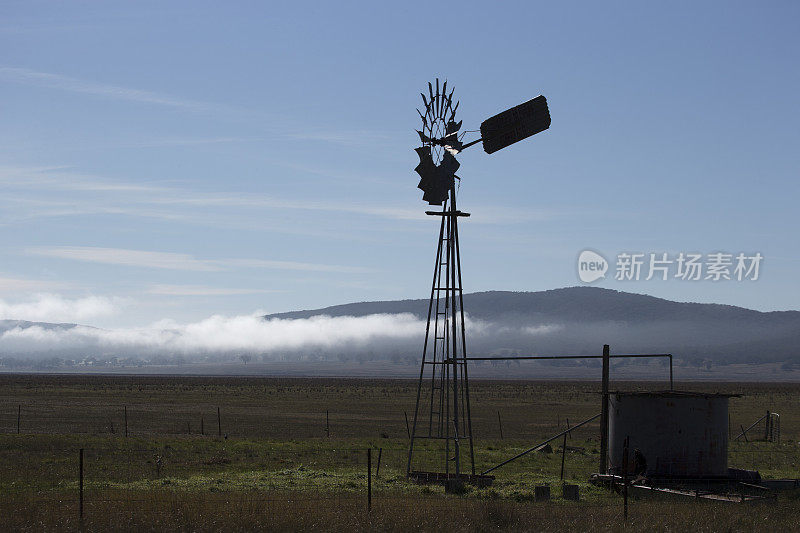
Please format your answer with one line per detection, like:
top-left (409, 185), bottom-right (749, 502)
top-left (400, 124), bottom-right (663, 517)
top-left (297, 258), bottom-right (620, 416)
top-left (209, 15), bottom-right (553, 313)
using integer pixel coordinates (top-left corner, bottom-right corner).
top-left (79, 448), bottom-right (84, 522)
top-left (326, 410), bottom-right (330, 438)
top-left (622, 436), bottom-right (629, 522)
top-left (566, 418), bottom-right (571, 440)
top-left (668, 354), bottom-right (674, 390)
top-left (600, 344), bottom-right (610, 474)
top-left (497, 411), bottom-right (504, 439)
top-left (17, 404), bottom-right (20, 434)
top-left (376, 448), bottom-right (383, 477)
top-left (124, 406), bottom-right (128, 438)
top-left (560, 432), bottom-right (567, 481)
top-left (367, 448), bottom-right (372, 512)
top-left (217, 407), bottom-right (221, 437)
top-left (404, 411), bottom-right (410, 439)
top-left (764, 410), bottom-right (770, 441)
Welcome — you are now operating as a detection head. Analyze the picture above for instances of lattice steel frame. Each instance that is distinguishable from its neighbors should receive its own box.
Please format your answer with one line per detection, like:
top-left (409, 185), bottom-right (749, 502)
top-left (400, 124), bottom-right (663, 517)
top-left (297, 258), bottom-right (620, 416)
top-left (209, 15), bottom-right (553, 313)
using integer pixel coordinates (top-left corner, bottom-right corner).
top-left (406, 191), bottom-right (475, 479)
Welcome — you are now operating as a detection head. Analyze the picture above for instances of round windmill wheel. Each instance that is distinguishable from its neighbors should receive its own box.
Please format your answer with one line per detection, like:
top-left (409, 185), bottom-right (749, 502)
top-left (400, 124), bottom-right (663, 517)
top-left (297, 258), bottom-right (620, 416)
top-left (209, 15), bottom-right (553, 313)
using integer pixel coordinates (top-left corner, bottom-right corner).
top-left (414, 78), bottom-right (462, 205)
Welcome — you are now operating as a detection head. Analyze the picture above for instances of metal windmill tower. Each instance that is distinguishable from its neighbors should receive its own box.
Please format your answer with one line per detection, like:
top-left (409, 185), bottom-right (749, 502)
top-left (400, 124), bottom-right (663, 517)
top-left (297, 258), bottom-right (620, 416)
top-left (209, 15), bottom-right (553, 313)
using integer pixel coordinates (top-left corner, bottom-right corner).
top-left (406, 79), bottom-right (551, 484)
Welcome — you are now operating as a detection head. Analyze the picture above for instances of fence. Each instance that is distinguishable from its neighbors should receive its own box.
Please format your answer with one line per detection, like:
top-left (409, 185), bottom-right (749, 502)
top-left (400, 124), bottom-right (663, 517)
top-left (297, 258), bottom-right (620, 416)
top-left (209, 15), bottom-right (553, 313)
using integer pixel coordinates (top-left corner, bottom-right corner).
top-left (0, 442), bottom-right (616, 527)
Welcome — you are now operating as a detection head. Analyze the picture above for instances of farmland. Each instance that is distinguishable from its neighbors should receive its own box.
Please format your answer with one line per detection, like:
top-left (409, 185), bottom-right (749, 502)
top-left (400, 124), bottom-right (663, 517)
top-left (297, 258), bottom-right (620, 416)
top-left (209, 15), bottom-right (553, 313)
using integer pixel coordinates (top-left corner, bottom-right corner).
top-left (1, 374), bottom-right (799, 531)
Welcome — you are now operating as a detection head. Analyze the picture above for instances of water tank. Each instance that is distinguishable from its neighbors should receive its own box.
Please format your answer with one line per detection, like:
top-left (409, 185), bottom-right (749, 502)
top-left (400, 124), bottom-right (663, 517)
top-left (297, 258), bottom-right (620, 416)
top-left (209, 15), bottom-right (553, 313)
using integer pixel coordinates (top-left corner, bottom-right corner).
top-left (608, 391), bottom-right (732, 478)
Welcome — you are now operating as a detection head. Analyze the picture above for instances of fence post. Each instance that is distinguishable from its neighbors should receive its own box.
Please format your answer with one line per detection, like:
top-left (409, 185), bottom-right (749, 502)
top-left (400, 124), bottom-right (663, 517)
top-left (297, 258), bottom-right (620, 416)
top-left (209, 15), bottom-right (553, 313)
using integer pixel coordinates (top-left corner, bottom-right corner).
top-left (404, 411), bottom-right (410, 439)
top-left (124, 406), bottom-right (128, 437)
top-left (560, 432), bottom-right (567, 481)
top-left (79, 448), bottom-right (84, 522)
top-left (367, 448), bottom-right (372, 512)
top-left (764, 410), bottom-right (770, 441)
top-left (600, 344), bottom-right (610, 474)
top-left (17, 404), bottom-right (21, 434)
top-left (217, 407), bottom-right (221, 437)
top-left (622, 436), bottom-right (629, 523)
top-left (326, 410), bottom-right (330, 438)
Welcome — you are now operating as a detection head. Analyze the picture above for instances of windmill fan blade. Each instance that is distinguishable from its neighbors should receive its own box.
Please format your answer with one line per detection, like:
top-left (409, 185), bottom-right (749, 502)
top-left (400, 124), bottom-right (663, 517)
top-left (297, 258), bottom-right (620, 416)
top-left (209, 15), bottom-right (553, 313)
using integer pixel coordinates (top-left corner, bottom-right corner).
top-left (414, 146), bottom-right (453, 205)
top-left (444, 141), bottom-right (463, 155)
top-left (446, 120), bottom-right (462, 136)
top-left (450, 100), bottom-right (459, 121)
top-left (439, 151), bottom-right (460, 176)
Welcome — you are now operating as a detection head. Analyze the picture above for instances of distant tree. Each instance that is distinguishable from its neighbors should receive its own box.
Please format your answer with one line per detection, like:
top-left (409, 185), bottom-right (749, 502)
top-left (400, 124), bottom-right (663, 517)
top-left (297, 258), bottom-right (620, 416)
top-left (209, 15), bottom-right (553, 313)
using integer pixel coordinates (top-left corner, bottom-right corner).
top-left (240, 354), bottom-right (252, 364)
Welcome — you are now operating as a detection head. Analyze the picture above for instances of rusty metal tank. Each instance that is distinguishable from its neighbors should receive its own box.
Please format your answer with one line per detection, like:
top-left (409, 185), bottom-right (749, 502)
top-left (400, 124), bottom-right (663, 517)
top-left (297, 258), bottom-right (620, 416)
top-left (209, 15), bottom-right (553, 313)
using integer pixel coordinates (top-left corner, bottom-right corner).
top-left (608, 391), bottom-right (732, 478)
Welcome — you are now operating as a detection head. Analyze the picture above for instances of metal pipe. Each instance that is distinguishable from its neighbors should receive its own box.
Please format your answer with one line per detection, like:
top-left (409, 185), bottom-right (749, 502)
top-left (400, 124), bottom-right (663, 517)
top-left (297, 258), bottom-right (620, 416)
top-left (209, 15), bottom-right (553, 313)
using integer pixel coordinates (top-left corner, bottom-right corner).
top-left (735, 412), bottom-right (770, 441)
top-left (463, 354), bottom-right (672, 360)
top-left (481, 413), bottom-right (600, 475)
top-left (460, 352), bottom-right (674, 390)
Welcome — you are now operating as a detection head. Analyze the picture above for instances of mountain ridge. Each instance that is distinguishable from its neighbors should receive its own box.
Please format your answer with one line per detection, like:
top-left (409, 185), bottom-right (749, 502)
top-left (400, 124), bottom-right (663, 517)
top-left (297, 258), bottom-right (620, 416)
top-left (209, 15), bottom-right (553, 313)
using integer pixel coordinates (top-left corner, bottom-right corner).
top-left (264, 287), bottom-right (800, 365)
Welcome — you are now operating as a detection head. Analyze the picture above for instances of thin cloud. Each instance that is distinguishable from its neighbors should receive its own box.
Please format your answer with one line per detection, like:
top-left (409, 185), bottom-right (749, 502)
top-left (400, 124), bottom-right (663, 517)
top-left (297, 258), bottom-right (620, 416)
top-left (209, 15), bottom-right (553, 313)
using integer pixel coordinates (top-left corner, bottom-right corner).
top-left (151, 194), bottom-right (425, 221)
top-left (0, 312), bottom-right (452, 355)
top-left (26, 246), bottom-right (374, 274)
top-left (147, 284), bottom-right (279, 296)
top-left (220, 259), bottom-right (374, 274)
top-left (0, 165), bottom-right (167, 193)
top-left (27, 246), bottom-right (222, 272)
top-left (0, 66), bottom-right (220, 112)
top-left (0, 165), bottom-right (576, 228)
top-left (0, 294), bottom-right (119, 322)
top-left (0, 276), bottom-right (72, 293)
top-left (285, 129), bottom-right (391, 147)
top-left (0, 309), bottom-right (554, 358)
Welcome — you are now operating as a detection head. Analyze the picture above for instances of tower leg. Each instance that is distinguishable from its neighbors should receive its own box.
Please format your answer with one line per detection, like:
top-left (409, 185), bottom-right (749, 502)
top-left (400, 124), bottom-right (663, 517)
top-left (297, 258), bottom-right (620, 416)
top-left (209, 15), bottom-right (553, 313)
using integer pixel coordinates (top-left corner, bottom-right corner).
top-left (407, 191), bottom-right (475, 480)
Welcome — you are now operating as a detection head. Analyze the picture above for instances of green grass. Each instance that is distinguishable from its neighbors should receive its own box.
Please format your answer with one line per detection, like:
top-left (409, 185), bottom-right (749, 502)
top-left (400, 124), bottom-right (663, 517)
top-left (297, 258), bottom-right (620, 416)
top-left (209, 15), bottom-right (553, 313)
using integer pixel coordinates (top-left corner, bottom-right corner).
top-left (1, 375), bottom-right (799, 530)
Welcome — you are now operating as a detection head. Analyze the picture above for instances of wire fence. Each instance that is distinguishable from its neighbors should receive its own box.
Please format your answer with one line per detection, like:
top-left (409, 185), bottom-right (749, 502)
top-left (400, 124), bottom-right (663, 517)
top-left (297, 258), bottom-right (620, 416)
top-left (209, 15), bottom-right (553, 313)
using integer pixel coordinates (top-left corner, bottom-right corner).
top-left (2, 442), bottom-right (634, 528)
top-left (3, 396), bottom-right (799, 527)
top-left (3, 437), bottom-right (798, 525)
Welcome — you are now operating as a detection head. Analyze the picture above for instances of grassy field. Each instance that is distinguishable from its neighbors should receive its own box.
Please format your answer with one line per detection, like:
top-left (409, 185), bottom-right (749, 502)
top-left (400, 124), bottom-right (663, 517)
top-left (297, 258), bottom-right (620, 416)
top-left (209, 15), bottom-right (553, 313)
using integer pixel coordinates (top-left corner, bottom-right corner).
top-left (1, 374), bottom-right (799, 531)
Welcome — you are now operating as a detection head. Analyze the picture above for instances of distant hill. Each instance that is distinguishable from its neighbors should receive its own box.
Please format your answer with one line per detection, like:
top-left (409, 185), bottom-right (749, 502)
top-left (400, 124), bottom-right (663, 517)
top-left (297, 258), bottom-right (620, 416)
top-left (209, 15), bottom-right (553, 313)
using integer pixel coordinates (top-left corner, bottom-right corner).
top-left (265, 287), bottom-right (800, 365)
top-left (0, 320), bottom-right (80, 333)
top-left (2, 288), bottom-right (798, 372)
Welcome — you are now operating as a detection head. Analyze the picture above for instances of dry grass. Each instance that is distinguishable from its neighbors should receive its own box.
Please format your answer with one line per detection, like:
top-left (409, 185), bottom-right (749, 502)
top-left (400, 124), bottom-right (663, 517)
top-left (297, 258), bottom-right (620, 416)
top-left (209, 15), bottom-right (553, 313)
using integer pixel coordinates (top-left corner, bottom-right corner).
top-left (1, 375), bottom-right (799, 531)
top-left (3, 491), bottom-right (800, 532)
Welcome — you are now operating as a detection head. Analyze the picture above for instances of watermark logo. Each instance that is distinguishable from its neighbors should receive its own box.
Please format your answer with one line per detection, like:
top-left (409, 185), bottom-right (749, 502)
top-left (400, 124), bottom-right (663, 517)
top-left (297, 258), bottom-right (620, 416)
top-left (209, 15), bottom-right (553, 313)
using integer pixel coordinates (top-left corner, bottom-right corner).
top-left (577, 251), bottom-right (763, 283)
top-left (577, 250), bottom-right (608, 283)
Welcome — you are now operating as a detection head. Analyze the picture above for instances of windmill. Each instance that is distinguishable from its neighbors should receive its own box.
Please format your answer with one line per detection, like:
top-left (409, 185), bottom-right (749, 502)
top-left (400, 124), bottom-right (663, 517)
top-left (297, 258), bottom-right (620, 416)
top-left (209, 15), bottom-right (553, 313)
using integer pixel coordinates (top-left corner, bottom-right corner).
top-left (406, 79), bottom-right (551, 486)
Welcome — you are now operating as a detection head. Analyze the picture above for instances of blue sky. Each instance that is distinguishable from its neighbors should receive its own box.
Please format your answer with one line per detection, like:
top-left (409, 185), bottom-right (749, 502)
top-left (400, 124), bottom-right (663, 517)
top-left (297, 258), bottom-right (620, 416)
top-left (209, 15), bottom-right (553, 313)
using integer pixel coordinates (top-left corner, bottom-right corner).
top-left (1, 1), bottom-right (798, 328)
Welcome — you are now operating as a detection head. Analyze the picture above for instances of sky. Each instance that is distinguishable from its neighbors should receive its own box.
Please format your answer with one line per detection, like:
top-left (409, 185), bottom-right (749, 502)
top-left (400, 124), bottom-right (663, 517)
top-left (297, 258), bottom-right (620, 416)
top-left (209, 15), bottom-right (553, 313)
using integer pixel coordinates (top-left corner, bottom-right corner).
top-left (1, 1), bottom-right (798, 331)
